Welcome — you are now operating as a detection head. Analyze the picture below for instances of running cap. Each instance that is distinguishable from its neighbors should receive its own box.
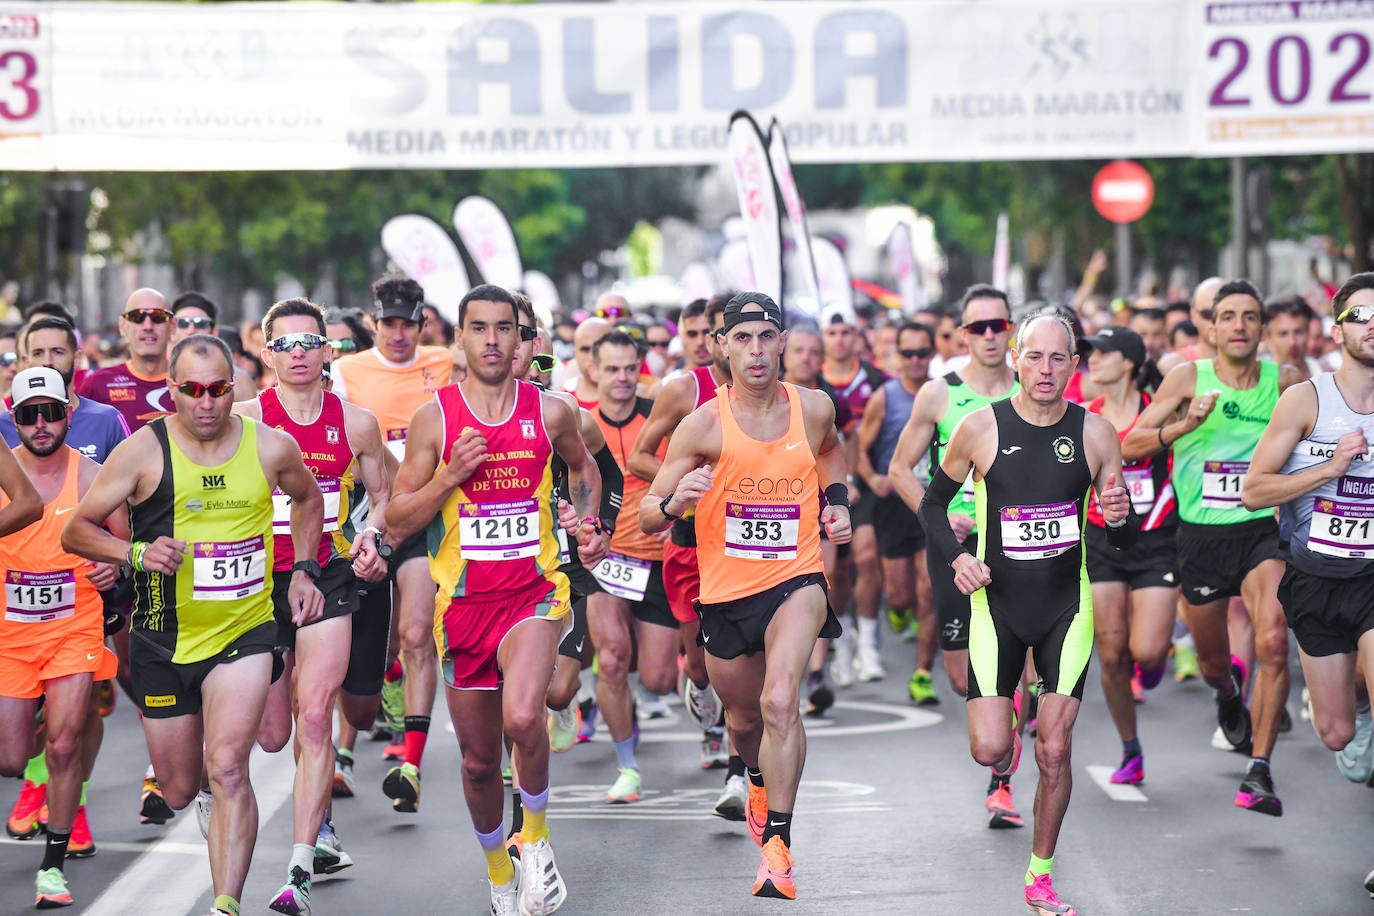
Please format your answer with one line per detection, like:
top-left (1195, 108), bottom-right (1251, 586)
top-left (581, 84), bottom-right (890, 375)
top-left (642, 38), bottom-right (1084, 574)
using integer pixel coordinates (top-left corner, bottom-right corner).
top-left (11, 367), bottom-right (68, 406)
top-left (373, 292), bottom-right (424, 323)
top-left (719, 291), bottom-right (784, 335)
top-left (1080, 326), bottom-right (1145, 368)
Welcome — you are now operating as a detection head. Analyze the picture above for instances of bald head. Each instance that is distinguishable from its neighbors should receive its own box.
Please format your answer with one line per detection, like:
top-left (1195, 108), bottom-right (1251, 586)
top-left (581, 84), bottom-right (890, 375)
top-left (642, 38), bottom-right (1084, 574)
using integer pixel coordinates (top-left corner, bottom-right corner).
top-left (594, 292), bottom-right (630, 320)
top-left (1192, 277), bottom-right (1224, 314)
top-left (125, 288), bottom-right (169, 313)
top-left (573, 317), bottom-right (612, 375)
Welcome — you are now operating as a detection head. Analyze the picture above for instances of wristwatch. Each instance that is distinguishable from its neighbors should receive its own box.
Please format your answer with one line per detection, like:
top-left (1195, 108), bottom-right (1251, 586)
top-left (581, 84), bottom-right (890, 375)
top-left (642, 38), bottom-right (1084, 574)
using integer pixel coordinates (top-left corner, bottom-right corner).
top-left (377, 540), bottom-right (394, 563)
top-left (659, 494), bottom-right (681, 520)
top-left (291, 559), bottom-right (322, 581)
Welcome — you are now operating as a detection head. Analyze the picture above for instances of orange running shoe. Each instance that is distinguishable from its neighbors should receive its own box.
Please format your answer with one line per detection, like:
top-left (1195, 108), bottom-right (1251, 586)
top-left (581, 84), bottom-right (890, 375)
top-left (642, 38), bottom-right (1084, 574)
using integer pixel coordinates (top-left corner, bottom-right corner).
top-left (7, 779), bottom-right (46, 839)
top-left (746, 780), bottom-right (768, 847)
top-left (985, 777), bottom-right (1024, 829)
top-left (752, 836), bottom-right (796, 899)
top-left (96, 680), bottom-right (116, 718)
top-left (68, 806), bottom-right (96, 858)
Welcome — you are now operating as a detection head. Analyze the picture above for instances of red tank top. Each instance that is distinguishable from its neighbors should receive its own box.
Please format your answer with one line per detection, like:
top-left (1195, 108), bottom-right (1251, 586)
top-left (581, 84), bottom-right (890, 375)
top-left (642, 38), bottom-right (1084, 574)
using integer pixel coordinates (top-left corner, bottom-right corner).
top-left (259, 388), bottom-right (355, 570)
top-left (691, 365), bottom-right (718, 410)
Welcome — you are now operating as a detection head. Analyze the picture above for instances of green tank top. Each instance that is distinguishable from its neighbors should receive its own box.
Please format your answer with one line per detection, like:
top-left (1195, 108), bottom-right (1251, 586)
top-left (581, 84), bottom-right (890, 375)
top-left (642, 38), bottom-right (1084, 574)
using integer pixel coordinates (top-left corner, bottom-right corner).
top-left (131, 419), bottom-right (274, 663)
top-left (932, 371), bottom-right (1019, 524)
top-left (1173, 359), bottom-right (1278, 526)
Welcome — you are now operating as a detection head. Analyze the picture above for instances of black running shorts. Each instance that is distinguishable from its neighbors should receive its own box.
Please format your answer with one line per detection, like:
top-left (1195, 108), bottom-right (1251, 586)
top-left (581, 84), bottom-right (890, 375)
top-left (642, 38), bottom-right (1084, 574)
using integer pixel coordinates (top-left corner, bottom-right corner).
top-left (1176, 517), bottom-right (1279, 606)
top-left (1278, 563), bottom-right (1374, 657)
top-left (694, 572), bottom-right (841, 660)
top-left (1086, 524), bottom-right (1178, 590)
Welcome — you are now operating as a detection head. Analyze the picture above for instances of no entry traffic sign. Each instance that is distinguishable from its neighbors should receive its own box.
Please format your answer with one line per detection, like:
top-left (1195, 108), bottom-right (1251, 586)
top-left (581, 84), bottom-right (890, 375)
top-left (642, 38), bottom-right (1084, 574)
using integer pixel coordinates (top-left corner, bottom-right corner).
top-left (1092, 160), bottom-right (1155, 224)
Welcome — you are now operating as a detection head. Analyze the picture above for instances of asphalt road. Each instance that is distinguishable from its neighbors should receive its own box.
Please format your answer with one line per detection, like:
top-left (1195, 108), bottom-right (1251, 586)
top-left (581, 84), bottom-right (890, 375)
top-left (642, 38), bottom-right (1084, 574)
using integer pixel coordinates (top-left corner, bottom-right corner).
top-left (2, 631), bottom-right (1371, 916)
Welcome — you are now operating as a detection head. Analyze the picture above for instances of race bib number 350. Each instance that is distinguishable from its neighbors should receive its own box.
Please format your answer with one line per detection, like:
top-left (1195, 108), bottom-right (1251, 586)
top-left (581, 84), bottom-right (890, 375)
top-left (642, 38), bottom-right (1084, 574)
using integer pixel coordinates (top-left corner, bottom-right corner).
top-left (4, 569), bottom-right (76, 623)
top-left (1000, 502), bottom-right (1080, 560)
top-left (192, 537), bottom-right (267, 601)
top-left (459, 499), bottom-right (540, 560)
top-left (724, 503), bottom-right (800, 560)
top-left (1202, 460), bottom-right (1248, 509)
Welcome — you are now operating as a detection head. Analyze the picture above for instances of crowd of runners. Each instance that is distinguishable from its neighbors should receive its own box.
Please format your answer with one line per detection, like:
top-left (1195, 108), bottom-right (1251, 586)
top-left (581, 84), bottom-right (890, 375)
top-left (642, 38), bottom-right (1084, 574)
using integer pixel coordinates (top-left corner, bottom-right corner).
top-left (0, 268), bottom-right (1372, 916)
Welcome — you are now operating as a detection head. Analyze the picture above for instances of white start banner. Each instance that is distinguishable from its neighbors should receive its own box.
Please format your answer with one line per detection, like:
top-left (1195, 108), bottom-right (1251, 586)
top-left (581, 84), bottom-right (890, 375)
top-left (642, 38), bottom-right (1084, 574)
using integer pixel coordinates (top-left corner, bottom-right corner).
top-left (0, 2), bottom-right (1370, 171)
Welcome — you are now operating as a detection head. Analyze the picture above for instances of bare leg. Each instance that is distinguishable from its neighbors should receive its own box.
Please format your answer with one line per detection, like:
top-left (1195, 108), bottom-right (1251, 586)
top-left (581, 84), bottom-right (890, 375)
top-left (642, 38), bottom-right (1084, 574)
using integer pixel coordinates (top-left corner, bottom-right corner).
top-left (1029, 694), bottom-right (1080, 858)
top-left (1091, 581), bottom-right (1135, 744)
top-left (1242, 560), bottom-right (1289, 760)
top-left (291, 616), bottom-right (351, 845)
top-left (396, 557), bottom-right (439, 746)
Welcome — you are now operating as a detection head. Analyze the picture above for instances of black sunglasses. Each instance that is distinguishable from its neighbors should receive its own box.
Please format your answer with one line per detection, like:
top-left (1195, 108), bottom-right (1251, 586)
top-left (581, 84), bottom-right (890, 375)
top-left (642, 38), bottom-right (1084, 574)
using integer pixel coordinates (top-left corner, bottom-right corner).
top-left (123, 309), bottom-right (172, 325)
top-left (963, 319), bottom-right (1011, 336)
top-left (0, 352), bottom-right (16, 368)
top-left (12, 402), bottom-right (65, 425)
top-left (176, 316), bottom-right (214, 331)
top-left (174, 379), bottom-right (234, 399)
top-left (530, 353), bottom-right (557, 373)
top-left (899, 347), bottom-right (934, 359)
top-left (518, 325), bottom-right (539, 342)
top-left (647, 339), bottom-right (671, 349)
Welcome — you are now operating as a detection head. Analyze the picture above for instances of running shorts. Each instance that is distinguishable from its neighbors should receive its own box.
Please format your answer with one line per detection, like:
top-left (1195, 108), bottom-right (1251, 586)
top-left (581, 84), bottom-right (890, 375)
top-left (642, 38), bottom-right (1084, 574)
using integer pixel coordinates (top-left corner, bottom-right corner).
top-left (131, 621), bottom-right (276, 719)
top-left (694, 572), bottom-right (841, 661)
top-left (272, 558), bottom-right (358, 652)
top-left (1086, 524), bottom-right (1178, 590)
top-left (1176, 517), bottom-right (1279, 606)
top-left (1278, 563), bottom-right (1374, 657)
top-left (872, 492), bottom-right (926, 559)
top-left (436, 579), bottom-right (568, 690)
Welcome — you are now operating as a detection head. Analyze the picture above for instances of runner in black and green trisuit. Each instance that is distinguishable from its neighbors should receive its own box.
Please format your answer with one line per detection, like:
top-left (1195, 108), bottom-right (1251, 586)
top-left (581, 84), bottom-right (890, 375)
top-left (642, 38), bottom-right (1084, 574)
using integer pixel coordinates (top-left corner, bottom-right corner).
top-left (63, 334), bottom-right (326, 916)
top-left (1124, 279), bottom-right (1303, 818)
top-left (920, 311), bottom-right (1134, 916)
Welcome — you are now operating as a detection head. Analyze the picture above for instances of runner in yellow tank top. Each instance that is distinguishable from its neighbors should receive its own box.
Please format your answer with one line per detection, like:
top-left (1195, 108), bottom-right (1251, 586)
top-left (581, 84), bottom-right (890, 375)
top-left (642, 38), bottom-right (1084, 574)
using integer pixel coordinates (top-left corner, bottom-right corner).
top-left (642, 293), bottom-right (851, 903)
top-left (63, 334), bottom-right (326, 916)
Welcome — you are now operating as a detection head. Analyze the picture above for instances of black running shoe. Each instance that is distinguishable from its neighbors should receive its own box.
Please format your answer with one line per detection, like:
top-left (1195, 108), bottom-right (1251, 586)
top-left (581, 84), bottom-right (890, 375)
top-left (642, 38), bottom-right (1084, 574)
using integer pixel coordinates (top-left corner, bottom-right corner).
top-left (1234, 766), bottom-right (1282, 817)
top-left (1216, 675), bottom-right (1253, 755)
top-left (805, 683), bottom-right (834, 718)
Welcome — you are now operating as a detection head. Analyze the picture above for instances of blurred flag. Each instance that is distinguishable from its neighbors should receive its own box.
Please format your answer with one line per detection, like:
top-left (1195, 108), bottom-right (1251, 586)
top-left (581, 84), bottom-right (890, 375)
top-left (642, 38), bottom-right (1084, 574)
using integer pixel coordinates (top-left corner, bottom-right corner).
top-left (887, 220), bottom-right (927, 314)
top-left (727, 111), bottom-right (782, 310)
top-left (813, 237), bottom-right (856, 325)
top-left (452, 196), bottom-right (523, 290)
top-left (767, 117), bottom-right (820, 320)
top-left (380, 214), bottom-right (469, 325)
top-left (992, 212), bottom-right (1010, 293)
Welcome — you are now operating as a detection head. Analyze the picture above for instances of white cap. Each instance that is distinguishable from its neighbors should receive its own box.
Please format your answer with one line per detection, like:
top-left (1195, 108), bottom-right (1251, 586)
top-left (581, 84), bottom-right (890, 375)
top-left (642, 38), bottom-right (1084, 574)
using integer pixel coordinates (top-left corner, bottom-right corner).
top-left (11, 367), bottom-right (68, 406)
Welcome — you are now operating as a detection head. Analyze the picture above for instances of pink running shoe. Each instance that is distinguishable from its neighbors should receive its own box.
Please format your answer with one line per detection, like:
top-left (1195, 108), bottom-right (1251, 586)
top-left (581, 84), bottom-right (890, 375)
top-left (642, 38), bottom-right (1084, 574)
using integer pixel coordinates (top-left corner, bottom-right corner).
top-left (1025, 873), bottom-right (1078, 916)
top-left (1109, 753), bottom-right (1144, 785)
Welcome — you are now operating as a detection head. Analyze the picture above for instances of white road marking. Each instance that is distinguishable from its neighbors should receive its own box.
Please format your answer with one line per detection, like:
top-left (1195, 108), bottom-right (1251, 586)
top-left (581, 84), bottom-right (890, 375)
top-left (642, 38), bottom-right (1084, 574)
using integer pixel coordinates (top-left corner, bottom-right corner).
top-left (86, 742), bottom-right (299, 915)
top-left (1085, 765), bottom-right (1148, 802)
top-left (0, 836), bottom-right (205, 855)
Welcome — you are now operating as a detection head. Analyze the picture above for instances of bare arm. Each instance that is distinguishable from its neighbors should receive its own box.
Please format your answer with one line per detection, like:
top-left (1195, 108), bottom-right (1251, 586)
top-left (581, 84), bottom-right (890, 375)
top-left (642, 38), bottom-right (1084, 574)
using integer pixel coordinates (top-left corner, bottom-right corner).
top-left (1242, 381), bottom-right (1343, 511)
top-left (855, 386), bottom-right (889, 496)
top-left (889, 379), bottom-right (945, 514)
top-left (919, 408), bottom-right (995, 596)
top-left (1122, 362), bottom-right (1203, 462)
top-left (63, 430), bottom-right (158, 567)
top-left (805, 388), bottom-right (852, 545)
top-left (343, 403), bottom-right (392, 582)
top-left (640, 405), bottom-right (718, 535)
top-left (0, 446), bottom-right (41, 538)
top-left (628, 375), bottom-right (692, 483)
top-left (261, 424), bottom-right (326, 625)
top-left (76, 455), bottom-right (129, 591)
top-left (383, 400), bottom-right (473, 544)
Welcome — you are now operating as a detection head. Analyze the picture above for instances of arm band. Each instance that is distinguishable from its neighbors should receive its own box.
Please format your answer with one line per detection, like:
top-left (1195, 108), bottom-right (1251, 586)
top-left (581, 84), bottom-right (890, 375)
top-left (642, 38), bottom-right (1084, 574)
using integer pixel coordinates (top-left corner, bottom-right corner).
top-left (1105, 505), bottom-right (1139, 549)
top-left (127, 541), bottom-right (149, 573)
top-left (918, 468), bottom-right (968, 566)
top-left (823, 483), bottom-right (850, 509)
top-left (592, 443), bottom-right (623, 535)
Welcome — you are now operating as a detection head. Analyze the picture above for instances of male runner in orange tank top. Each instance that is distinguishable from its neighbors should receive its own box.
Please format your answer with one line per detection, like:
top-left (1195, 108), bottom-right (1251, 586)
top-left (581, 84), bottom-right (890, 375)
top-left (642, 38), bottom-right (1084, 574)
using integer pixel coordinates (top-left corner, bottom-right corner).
top-left (642, 293), bottom-right (851, 902)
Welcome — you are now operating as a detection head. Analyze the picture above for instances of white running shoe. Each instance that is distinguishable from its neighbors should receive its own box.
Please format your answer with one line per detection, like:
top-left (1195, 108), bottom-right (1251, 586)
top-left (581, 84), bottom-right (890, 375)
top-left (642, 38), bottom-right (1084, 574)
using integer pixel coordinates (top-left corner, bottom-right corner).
top-left (518, 837), bottom-right (567, 915)
top-left (193, 790), bottom-right (212, 839)
top-left (701, 731), bottom-right (729, 770)
top-left (682, 678), bottom-right (722, 731)
top-left (547, 705), bottom-right (580, 754)
top-left (713, 773), bottom-right (747, 821)
top-left (830, 633), bottom-right (856, 688)
top-left (855, 644), bottom-right (886, 682)
top-left (491, 859), bottom-right (521, 916)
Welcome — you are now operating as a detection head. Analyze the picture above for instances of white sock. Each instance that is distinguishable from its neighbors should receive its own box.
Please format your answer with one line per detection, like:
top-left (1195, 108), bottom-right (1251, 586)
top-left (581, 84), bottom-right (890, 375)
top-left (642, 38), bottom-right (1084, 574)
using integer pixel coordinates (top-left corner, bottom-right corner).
top-left (290, 842), bottom-right (314, 875)
top-left (857, 616), bottom-right (878, 649)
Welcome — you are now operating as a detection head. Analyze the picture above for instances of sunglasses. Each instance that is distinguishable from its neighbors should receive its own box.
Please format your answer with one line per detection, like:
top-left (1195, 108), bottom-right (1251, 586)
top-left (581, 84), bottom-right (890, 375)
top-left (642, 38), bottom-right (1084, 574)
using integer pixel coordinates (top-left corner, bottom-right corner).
top-left (647, 339), bottom-right (671, 349)
top-left (176, 316), bottom-right (214, 331)
top-left (0, 352), bottom-right (16, 368)
top-left (899, 347), bottom-right (935, 359)
top-left (530, 353), bottom-right (557, 373)
top-left (1195, 308), bottom-right (1215, 322)
top-left (123, 309), bottom-right (172, 325)
top-left (12, 402), bottom-right (65, 425)
top-left (597, 305), bottom-right (628, 320)
top-left (268, 333), bottom-right (327, 353)
top-left (518, 325), bottom-right (539, 342)
top-left (174, 379), bottom-right (234, 399)
top-left (328, 338), bottom-right (357, 353)
top-left (1337, 305), bottom-right (1374, 324)
top-left (963, 319), bottom-right (1011, 336)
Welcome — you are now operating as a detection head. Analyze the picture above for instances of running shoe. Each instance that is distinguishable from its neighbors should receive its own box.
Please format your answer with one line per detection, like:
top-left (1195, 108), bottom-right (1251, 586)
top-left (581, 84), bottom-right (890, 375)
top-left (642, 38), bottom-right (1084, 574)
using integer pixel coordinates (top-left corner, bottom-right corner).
top-left (1338, 705), bottom-right (1374, 784)
top-left (701, 731), bottom-right (728, 770)
top-left (907, 670), bottom-right (939, 706)
top-left (903, 618), bottom-right (920, 643)
top-left (986, 777), bottom-right (1023, 829)
top-left (547, 705), bottom-right (581, 754)
top-left (194, 790), bottom-right (212, 839)
top-left (7, 778), bottom-right (46, 839)
top-left (1215, 673), bottom-right (1253, 755)
top-left (380, 670), bottom-right (405, 736)
top-left (382, 740), bottom-right (405, 762)
top-left (682, 678), bottom-right (722, 731)
top-left (805, 681), bottom-right (835, 717)
top-left (34, 866), bottom-right (72, 909)
top-left (1137, 661), bottom-right (1166, 691)
top-left (746, 781), bottom-right (768, 846)
top-left (633, 679), bottom-right (671, 719)
top-left (1025, 873), bottom-right (1077, 915)
top-left (713, 773), bottom-right (747, 821)
top-left (140, 776), bottom-right (173, 825)
top-left (752, 836), bottom-right (797, 900)
top-left (1364, 865), bottom-right (1374, 898)
top-left (67, 806), bottom-right (95, 858)
top-left (605, 768), bottom-right (641, 804)
top-left (517, 837), bottom-right (567, 916)
top-left (855, 644), bottom-right (886, 682)
top-left (886, 605), bottom-right (909, 635)
top-left (502, 765), bottom-right (514, 787)
top-left (382, 761), bottom-right (420, 813)
top-left (576, 700), bottom-right (597, 743)
top-left (314, 820), bottom-right (353, 874)
top-left (830, 633), bottom-right (856, 688)
top-left (96, 679), bottom-right (115, 717)
top-left (1173, 642), bottom-right (1199, 682)
top-left (506, 830), bottom-right (522, 862)
top-left (1130, 670), bottom-right (1145, 704)
top-left (1234, 766), bottom-right (1283, 816)
top-left (1110, 753), bottom-right (1144, 786)
top-left (491, 858), bottom-right (521, 916)
top-left (1278, 706), bottom-right (1293, 734)
top-left (267, 865), bottom-right (311, 916)
top-left (332, 749), bottom-right (355, 797)
top-left (994, 728), bottom-right (1022, 778)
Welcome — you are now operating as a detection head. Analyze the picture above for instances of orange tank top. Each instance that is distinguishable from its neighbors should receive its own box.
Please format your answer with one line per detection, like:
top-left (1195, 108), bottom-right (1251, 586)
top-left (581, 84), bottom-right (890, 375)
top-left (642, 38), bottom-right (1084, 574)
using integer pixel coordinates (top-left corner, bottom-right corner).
top-left (695, 382), bottom-right (823, 604)
top-left (0, 449), bottom-right (102, 642)
top-left (596, 397), bottom-right (664, 561)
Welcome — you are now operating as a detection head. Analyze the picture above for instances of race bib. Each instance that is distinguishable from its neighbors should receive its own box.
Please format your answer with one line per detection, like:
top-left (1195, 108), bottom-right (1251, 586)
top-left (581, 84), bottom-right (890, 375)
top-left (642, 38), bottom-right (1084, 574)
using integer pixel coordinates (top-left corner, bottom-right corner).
top-left (192, 537), bottom-right (267, 601)
top-left (960, 469), bottom-right (975, 503)
top-left (1309, 481), bottom-right (1374, 559)
top-left (4, 570), bottom-right (76, 623)
top-left (724, 503), bottom-right (800, 560)
top-left (385, 428), bottom-right (407, 461)
top-left (459, 499), bottom-right (541, 560)
top-left (272, 478), bottom-right (341, 535)
top-left (1123, 465), bottom-right (1155, 514)
top-left (592, 552), bottom-right (652, 601)
top-left (1201, 460), bottom-right (1247, 510)
top-left (1000, 502), bottom-right (1080, 560)
top-left (556, 526), bottom-right (570, 564)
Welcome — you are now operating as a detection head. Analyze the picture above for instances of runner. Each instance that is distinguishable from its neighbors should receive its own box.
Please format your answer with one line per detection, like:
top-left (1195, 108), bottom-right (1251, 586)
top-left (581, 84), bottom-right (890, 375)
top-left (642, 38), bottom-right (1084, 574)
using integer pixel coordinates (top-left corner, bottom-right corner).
top-left (920, 311), bottom-right (1134, 916)
top-left (384, 283), bottom-right (606, 916)
top-left (887, 284), bottom-right (1023, 827)
top-left (566, 317), bottom-right (611, 410)
top-left (331, 276), bottom-right (453, 813)
top-left (642, 292), bottom-right (850, 901)
top-left (230, 298), bottom-right (394, 915)
top-left (1123, 280), bottom-right (1301, 815)
top-left (62, 333), bottom-right (325, 916)
top-left (171, 292), bottom-right (218, 344)
top-left (1081, 326), bottom-right (1179, 785)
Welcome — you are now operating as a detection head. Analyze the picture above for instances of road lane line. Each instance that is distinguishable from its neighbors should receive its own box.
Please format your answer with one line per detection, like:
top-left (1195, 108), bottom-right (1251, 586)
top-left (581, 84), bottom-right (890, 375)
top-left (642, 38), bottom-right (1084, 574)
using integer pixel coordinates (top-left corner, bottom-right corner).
top-left (1085, 765), bottom-right (1148, 802)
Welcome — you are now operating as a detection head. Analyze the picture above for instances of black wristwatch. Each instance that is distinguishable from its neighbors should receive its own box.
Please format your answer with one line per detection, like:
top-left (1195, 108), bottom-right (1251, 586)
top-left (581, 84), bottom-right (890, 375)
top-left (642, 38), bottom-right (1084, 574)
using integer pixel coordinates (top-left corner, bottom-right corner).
top-left (377, 540), bottom-right (394, 563)
top-left (659, 494), bottom-right (681, 521)
top-left (291, 559), bottom-right (322, 581)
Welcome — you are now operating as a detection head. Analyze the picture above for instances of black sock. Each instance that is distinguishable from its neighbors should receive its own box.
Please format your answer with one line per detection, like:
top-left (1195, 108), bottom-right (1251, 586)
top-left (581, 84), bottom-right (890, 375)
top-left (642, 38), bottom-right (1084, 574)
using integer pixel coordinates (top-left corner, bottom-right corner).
top-left (42, 831), bottom-right (69, 871)
top-left (727, 754), bottom-right (746, 778)
top-left (987, 772), bottom-right (1009, 793)
top-left (404, 715), bottom-right (431, 735)
top-left (761, 810), bottom-right (792, 848)
top-left (1248, 756), bottom-right (1270, 775)
top-left (509, 788), bottom-right (524, 835)
top-left (746, 767), bottom-right (765, 789)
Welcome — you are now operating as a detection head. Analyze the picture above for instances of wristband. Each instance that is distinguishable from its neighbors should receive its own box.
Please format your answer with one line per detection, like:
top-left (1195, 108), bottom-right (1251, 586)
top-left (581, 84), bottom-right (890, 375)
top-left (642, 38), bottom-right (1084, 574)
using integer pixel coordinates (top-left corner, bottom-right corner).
top-left (1106, 514), bottom-right (1128, 529)
top-left (363, 525), bottom-right (384, 540)
top-left (1157, 426), bottom-right (1168, 449)
top-left (127, 541), bottom-right (149, 573)
top-left (658, 494), bottom-right (681, 520)
top-left (581, 516), bottom-right (606, 536)
top-left (824, 482), bottom-right (850, 509)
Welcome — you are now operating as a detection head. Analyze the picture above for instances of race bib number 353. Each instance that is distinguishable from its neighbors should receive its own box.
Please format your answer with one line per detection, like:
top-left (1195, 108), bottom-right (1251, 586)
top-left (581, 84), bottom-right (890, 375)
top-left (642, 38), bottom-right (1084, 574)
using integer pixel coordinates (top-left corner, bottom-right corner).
top-left (724, 503), bottom-right (800, 560)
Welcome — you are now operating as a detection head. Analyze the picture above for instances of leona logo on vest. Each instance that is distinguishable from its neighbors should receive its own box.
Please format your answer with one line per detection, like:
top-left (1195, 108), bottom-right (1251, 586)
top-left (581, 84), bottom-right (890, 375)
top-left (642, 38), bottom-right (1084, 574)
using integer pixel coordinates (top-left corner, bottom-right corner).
top-left (520, 419), bottom-right (536, 440)
top-left (1052, 436), bottom-right (1076, 464)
